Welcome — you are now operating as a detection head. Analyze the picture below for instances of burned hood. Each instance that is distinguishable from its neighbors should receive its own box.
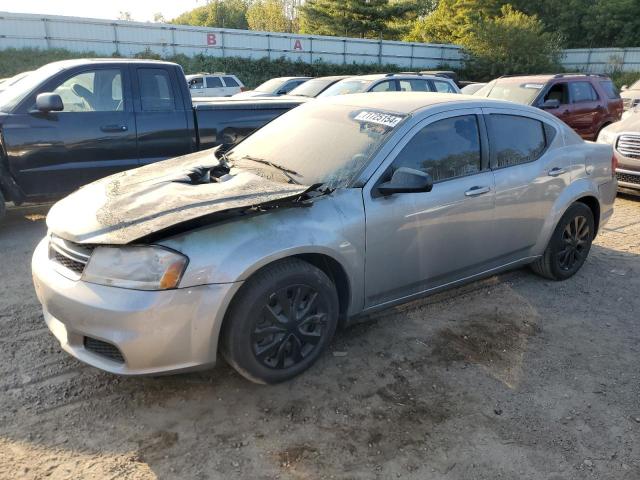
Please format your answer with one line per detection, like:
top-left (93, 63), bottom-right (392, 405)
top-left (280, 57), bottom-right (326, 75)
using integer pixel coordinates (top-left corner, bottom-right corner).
top-left (46, 148), bottom-right (310, 245)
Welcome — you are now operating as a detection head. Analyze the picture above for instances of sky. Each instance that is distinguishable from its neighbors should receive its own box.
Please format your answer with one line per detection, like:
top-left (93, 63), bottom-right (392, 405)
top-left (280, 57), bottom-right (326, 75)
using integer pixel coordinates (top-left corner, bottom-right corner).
top-left (0, 0), bottom-right (204, 22)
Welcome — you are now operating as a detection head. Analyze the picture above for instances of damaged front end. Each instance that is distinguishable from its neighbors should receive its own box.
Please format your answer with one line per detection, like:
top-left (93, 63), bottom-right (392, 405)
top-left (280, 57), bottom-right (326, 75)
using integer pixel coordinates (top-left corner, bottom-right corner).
top-left (46, 147), bottom-right (321, 245)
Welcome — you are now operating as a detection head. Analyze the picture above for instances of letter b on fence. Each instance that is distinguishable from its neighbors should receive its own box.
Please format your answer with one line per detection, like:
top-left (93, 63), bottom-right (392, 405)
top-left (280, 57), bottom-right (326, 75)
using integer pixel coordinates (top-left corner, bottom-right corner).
top-left (207, 33), bottom-right (217, 46)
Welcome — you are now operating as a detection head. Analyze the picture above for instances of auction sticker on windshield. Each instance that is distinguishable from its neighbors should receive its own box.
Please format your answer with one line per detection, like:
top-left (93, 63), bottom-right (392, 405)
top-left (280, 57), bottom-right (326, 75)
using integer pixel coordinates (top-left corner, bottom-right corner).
top-left (522, 83), bottom-right (544, 89)
top-left (354, 111), bottom-right (405, 128)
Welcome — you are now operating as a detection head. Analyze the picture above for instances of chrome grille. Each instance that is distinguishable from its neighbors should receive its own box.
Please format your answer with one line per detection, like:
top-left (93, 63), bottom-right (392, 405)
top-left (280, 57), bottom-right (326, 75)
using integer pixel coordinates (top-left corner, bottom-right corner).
top-left (84, 337), bottom-right (125, 364)
top-left (616, 135), bottom-right (640, 158)
top-left (616, 171), bottom-right (640, 185)
top-left (48, 235), bottom-right (93, 278)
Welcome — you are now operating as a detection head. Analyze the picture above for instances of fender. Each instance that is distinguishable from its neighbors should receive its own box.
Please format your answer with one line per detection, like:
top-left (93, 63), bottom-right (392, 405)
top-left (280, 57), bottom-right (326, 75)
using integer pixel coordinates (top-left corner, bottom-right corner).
top-left (532, 177), bottom-right (600, 256)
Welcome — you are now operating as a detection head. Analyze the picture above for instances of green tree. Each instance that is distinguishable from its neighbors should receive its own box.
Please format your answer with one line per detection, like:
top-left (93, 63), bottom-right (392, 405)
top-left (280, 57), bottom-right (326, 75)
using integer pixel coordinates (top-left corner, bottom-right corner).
top-left (465, 5), bottom-right (563, 78)
top-left (172, 0), bottom-right (249, 29)
top-left (299, 0), bottom-right (414, 39)
top-left (406, 2), bottom-right (562, 78)
top-left (247, 0), bottom-right (295, 33)
top-left (583, 0), bottom-right (640, 48)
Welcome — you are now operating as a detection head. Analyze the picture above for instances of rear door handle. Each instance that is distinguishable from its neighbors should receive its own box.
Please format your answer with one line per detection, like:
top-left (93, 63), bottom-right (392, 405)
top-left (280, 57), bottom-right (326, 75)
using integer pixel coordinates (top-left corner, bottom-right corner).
top-left (464, 186), bottom-right (491, 197)
top-left (100, 124), bottom-right (128, 132)
top-left (548, 167), bottom-right (566, 177)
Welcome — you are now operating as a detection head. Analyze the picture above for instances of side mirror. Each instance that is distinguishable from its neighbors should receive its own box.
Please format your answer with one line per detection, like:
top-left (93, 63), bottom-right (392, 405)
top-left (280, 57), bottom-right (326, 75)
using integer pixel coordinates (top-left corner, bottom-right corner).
top-left (376, 167), bottom-right (433, 196)
top-left (277, 89), bottom-right (288, 95)
top-left (621, 85), bottom-right (628, 91)
top-left (540, 98), bottom-right (560, 110)
top-left (36, 93), bottom-right (63, 113)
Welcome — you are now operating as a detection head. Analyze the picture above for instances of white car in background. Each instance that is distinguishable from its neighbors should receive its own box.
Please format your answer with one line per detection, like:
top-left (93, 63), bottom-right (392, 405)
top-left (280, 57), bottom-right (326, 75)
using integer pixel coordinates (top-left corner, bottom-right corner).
top-left (186, 73), bottom-right (245, 97)
top-left (233, 77), bottom-right (312, 98)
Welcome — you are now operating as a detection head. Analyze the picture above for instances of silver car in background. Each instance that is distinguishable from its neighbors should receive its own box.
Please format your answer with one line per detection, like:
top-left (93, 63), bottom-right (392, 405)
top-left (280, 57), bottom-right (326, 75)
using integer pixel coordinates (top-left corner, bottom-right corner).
top-left (32, 93), bottom-right (617, 384)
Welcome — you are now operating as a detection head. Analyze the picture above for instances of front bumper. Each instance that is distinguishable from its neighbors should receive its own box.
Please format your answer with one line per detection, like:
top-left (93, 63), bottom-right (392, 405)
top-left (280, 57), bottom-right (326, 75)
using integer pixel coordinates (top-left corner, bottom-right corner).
top-left (32, 238), bottom-right (241, 375)
top-left (615, 168), bottom-right (640, 193)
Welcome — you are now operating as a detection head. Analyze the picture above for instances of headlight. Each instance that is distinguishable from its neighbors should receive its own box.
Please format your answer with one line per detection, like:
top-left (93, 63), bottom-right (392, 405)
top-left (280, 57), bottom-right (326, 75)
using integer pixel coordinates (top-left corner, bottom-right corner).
top-left (82, 246), bottom-right (188, 290)
top-left (597, 128), bottom-right (616, 145)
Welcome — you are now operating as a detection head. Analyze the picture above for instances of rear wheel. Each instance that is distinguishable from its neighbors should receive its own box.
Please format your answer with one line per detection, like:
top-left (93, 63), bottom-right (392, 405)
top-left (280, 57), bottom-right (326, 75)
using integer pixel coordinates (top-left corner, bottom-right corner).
top-left (531, 202), bottom-right (595, 280)
top-left (221, 258), bottom-right (339, 384)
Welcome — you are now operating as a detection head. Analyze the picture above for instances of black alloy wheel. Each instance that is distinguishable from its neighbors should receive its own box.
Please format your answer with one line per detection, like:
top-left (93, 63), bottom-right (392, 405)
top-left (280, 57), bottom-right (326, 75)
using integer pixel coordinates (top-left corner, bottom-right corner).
top-left (252, 284), bottom-right (329, 369)
top-left (557, 215), bottom-right (590, 271)
top-left (221, 258), bottom-right (339, 384)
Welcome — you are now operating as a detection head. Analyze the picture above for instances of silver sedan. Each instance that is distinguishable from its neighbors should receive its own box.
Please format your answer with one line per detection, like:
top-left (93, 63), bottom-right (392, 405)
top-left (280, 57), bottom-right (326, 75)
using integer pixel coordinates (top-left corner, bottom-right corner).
top-left (32, 93), bottom-right (617, 383)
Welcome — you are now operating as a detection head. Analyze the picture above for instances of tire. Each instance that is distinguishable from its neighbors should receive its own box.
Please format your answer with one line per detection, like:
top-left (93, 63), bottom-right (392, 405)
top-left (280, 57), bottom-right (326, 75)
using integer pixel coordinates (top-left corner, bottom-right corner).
top-left (221, 258), bottom-right (339, 384)
top-left (530, 202), bottom-right (595, 281)
top-left (0, 190), bottom-right (5, 224)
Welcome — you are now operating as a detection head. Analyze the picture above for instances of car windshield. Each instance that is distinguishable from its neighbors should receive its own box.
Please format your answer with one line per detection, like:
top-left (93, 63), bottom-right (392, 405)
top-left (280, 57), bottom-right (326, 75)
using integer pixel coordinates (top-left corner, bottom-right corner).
top-left (0, 63), bottom-right (65, 112)
top-left (227, 102), bottom-right (405, 189)
top-left (288, 78), bottom-right (336, 97)
top-left (254, 78), bottom-right (289, 93)
top-left (318, 79), bottom-right (371, 98)
top-left (478, 80), bottom-right (544, 105)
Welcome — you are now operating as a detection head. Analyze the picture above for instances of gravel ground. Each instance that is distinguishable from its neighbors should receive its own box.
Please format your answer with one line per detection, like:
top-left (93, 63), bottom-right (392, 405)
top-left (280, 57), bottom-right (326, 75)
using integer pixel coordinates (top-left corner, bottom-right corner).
top-left (0, 196), bottom-right (638, 480)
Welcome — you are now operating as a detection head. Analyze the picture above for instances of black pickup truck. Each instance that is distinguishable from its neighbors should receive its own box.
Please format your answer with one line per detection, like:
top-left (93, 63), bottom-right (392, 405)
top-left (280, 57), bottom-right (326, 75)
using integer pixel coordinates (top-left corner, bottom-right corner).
top-left (0, 59), bottom-right (306, 219)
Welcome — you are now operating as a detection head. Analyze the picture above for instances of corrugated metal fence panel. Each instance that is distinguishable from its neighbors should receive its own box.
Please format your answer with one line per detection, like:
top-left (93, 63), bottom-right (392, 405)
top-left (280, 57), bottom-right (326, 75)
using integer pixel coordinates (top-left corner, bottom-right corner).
top-left (0, 11), bottom-right (464, 68)
top-left (561, 48), bottom-right (640, 73)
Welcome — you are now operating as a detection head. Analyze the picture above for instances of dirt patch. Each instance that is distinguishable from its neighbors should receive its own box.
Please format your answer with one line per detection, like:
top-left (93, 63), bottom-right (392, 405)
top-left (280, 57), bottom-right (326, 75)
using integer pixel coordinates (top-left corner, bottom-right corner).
top-left (277, 444), bottom-right (317, 468)
top-left (431, 309), bottom-right (541, 366)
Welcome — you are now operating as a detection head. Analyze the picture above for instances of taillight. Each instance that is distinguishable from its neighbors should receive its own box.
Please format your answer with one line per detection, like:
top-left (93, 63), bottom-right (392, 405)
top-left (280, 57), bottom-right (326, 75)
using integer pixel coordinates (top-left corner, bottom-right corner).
top-left (612, 154), bottom-right (618, 178)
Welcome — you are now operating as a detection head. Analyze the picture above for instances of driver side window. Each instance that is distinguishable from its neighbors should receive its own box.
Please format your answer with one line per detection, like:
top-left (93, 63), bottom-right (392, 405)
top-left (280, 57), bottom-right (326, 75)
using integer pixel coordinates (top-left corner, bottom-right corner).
top-left (52, 69), bottom-right (124, 112)
top-left (543, 82), bottom-right (569, 105)
top-left (392, 115), bottom-right (481, 182)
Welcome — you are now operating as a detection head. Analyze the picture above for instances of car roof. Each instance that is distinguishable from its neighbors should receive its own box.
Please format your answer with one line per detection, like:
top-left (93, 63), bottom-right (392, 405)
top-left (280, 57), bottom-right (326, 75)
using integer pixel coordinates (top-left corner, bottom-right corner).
top-left (46, 58), bottom-right (179, 69)
top-left (270, 76), bottom-right (312, 81)
top-left (493, 74), bottom-right (611, 84)
top-left (344, 73), bottom-right (454, 82)
top-left (314, 91), bottom-right (548, 115)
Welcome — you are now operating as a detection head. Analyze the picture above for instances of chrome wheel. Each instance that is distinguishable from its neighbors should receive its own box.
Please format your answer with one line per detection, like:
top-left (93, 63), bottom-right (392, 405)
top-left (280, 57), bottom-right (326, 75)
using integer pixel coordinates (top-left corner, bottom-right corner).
top-left (557, 215), bottom-right (590, 271)
top-left (251, 284), bottom-right (328, 369)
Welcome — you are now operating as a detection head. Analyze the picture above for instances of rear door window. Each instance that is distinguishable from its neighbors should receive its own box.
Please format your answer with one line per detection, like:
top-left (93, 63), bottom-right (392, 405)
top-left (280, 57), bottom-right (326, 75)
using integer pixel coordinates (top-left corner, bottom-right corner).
top-left (599, 80), bottom-right (620, 99)
top-left (223, 76), bottom-right (239, 87)
top-left (488, 114), bottom-right (547, 168)
top-left (432, 80), bottom-right (457, 93)
top-left (398, 79), bottom-right (429, 92)
top-left (570, 81), bottom-right (599, 103)
top-left (206, 77), bottom-right (223, 88)
top-left (138, 68), bottom-right (176, 112)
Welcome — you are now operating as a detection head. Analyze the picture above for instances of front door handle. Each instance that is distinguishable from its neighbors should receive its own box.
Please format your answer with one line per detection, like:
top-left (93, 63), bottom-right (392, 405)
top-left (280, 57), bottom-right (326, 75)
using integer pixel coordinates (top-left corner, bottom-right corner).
top-left (464, 186), bottom-right (491, 197)
top-left (100, 124), bottom-right (128, 133)
top-left (548, 167), bottom-right (566, 177)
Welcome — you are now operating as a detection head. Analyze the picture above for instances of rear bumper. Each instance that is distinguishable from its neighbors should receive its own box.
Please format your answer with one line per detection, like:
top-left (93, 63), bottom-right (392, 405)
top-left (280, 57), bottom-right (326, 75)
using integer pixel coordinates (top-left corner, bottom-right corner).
top-left (598, 178), bottom-right (618, 229)
top-left (32, 238), bottom-right (240, 375)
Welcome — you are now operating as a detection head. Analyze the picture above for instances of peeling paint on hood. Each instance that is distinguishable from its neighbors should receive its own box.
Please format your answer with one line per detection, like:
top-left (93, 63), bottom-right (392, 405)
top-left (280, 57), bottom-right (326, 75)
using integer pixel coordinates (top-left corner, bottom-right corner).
top-left (46, 148), bottom-right (310, 245)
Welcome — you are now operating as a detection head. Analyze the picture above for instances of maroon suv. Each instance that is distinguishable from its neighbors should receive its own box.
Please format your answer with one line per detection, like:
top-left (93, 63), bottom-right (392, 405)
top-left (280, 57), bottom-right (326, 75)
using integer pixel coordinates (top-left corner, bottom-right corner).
top-left (475, 74), bottom-right (623, 140)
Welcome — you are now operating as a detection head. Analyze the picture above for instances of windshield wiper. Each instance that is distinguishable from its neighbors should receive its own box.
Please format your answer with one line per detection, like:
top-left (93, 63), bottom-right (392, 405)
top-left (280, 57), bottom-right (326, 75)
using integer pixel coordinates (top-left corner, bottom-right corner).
top-left (238, 155), bottom-right (302, 184)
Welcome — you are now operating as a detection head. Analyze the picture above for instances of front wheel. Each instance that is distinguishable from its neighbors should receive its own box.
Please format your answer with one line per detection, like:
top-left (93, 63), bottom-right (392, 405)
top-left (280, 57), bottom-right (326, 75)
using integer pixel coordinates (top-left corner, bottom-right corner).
top-left (531, 202), bottom-right (595, 280)
top-left (221, 258), bottom-right (339, 384)
top-left (0, 190), bottom-right (5, 224)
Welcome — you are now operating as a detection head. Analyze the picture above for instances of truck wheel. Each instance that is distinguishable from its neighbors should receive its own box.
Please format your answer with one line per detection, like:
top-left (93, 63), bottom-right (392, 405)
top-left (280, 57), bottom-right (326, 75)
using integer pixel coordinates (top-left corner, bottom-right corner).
top-left (531, 202), bottom-right (594, 281)
top-left (221, 258), bottom-right (339, 384)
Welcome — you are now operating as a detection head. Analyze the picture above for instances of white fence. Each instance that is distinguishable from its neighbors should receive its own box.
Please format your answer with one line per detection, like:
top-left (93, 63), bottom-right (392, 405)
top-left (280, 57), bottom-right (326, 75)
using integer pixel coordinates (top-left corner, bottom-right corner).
top-left (0, 11), bottom-right (464, 69)
top-left (561, 48), bottom-right (640, 73)
top-left (3, 11), bottom-right (640, 74)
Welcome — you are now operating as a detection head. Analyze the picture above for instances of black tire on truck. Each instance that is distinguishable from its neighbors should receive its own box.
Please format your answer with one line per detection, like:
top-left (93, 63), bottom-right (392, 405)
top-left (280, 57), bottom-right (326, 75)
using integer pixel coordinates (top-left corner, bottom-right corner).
top-left (221, 258), bottom-right (339, 384)
top-left (0, 189), bottom-right (5, 223)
